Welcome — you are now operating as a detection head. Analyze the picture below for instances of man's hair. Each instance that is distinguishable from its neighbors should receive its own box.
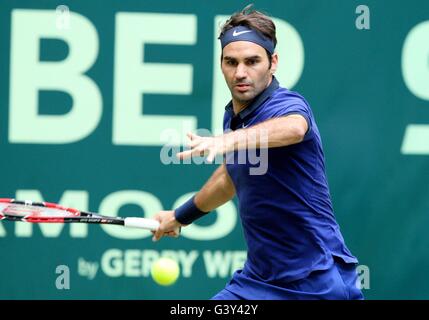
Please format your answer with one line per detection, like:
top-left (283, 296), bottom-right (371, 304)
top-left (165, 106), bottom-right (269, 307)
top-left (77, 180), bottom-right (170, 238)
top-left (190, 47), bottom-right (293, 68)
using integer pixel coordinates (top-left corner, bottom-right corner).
top-left (219, 4), bottom-right (276, 68)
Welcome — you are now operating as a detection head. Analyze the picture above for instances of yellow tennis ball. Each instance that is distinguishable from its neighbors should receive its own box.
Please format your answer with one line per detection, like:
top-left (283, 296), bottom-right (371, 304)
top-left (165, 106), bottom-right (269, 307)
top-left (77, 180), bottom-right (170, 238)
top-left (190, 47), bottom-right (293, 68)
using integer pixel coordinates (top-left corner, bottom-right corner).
top-left (151, 257), bottom-right (180, 286)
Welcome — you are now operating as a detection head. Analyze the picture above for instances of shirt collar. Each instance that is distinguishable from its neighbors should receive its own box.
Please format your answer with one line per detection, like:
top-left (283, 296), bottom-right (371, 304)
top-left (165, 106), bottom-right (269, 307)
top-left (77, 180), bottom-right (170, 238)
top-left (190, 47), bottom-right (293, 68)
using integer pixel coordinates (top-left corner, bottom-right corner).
top-left (225, 76), bottom-right (280, 119)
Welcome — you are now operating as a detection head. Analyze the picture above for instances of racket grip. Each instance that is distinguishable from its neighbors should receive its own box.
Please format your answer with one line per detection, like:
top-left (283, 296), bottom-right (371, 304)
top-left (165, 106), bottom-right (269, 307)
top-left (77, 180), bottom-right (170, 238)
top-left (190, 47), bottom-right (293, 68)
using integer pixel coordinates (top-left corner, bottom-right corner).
top-left (124, 217), bottom-right (160, 231)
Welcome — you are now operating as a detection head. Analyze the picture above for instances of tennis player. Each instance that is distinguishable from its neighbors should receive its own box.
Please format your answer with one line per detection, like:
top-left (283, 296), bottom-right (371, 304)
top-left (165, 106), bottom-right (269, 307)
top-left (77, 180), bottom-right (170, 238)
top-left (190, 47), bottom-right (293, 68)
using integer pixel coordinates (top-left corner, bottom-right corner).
top-left (152, 5), bottom-right (364, 300)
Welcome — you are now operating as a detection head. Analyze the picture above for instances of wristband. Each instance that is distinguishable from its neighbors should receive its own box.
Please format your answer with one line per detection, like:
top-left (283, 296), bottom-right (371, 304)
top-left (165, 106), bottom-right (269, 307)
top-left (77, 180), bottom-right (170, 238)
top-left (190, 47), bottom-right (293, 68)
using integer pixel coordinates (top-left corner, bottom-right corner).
top-left (174, 196), bottom-right (209, 225)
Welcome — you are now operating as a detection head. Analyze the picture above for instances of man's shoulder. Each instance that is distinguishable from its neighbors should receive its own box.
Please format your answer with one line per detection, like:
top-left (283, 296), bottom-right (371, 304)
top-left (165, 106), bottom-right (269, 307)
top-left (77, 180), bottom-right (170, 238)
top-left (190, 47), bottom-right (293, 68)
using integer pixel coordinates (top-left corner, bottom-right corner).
top-left (271, 86), bottom-right (310, 107)
top-left (263, 86), bottom-right (313, 118)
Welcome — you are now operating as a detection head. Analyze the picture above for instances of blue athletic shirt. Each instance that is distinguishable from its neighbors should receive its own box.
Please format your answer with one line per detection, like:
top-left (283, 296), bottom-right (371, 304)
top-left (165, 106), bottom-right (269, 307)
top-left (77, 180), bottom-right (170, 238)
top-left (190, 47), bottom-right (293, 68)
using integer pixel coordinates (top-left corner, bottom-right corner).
top-left (222, 77), bottom-right (358, 298)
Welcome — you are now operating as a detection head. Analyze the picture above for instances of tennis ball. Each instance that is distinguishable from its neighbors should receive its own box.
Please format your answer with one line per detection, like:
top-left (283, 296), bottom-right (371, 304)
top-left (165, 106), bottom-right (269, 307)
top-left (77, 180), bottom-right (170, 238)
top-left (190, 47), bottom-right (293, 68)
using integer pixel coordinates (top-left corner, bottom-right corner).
top-left (151, 257), bottom-right (180, 286)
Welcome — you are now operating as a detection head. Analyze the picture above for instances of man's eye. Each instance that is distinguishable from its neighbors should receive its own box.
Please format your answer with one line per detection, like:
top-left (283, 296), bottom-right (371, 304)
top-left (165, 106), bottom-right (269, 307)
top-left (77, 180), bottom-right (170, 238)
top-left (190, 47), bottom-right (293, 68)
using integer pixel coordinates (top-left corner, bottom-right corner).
top-left (247, 60), bottom-right (257, 65)
top-left (226, 60), bottom-right (236, 66)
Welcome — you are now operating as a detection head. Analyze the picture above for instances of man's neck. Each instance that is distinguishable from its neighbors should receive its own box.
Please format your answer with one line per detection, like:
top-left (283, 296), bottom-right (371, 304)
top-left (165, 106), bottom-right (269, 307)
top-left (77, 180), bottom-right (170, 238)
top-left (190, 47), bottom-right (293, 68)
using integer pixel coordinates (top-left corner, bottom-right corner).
top-left (231, 76), bottom-right (273, 115)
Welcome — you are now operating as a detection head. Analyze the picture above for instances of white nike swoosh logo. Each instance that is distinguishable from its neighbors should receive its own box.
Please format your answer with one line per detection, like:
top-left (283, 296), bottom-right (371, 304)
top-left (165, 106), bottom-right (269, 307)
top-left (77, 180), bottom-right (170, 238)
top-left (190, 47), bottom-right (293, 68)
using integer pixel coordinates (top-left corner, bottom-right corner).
top-left (233, 30), bottom-right (252, 37)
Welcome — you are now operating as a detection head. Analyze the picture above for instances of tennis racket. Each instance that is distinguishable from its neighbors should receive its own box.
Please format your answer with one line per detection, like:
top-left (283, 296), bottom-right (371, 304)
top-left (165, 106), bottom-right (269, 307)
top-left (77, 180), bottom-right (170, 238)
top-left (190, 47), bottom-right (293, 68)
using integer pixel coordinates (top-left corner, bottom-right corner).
top-left (0, 198), bottom-right (160, 231)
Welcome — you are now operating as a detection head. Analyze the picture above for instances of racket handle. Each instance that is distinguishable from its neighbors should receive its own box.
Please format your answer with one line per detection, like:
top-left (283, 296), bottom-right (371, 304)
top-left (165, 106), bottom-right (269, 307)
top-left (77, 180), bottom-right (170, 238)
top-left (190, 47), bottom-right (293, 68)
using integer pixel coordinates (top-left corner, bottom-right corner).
top-left (124, 217), bottom-right (160, 231)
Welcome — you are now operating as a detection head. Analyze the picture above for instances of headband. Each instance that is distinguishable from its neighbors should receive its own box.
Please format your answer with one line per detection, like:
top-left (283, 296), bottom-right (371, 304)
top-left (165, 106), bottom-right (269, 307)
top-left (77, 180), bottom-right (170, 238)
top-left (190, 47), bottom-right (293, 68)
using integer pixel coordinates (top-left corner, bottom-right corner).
top-left (219, 25), bottom-right (275, 54)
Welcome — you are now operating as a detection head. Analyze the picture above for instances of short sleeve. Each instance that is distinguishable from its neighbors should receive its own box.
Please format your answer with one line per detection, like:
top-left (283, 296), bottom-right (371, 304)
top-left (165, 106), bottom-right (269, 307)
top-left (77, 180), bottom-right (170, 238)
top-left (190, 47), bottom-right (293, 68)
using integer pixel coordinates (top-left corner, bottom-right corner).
top-left (273, 102), bottom-right (314, 142)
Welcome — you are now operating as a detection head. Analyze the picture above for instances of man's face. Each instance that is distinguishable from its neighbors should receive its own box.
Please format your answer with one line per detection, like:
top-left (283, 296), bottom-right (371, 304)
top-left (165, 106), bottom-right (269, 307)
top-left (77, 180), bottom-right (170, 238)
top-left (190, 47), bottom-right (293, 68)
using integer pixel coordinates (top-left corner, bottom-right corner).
top-left (221, 41), bottom-right (278, 108)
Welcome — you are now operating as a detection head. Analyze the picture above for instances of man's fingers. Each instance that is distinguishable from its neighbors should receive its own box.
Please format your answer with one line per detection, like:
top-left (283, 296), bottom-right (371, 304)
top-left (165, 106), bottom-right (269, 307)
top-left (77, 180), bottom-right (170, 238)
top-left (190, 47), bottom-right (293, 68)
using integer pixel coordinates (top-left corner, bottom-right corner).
top-left (152, 227), bottom-right (164, 242)
top-left (165, 230), bottom-right (180, 238)
top-left (187, 132), bottom-right (199, 140)
top-left (154, 228), bottom-right (181, 240)
top-left (177, 146), bottom-right (208, 159)
top-left (187, 139), bottom-right (201, 148)
top-left (206, 149), bottom-right (217, 163)
top-left (176, 149), bottom-right (194, 159)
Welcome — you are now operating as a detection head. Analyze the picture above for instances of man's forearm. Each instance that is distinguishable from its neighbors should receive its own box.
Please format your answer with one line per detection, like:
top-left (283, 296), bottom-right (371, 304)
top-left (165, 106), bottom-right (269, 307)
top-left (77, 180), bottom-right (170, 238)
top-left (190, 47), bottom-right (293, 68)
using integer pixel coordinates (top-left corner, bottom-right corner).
top-left (224, 114), bottom-right (308, 150)
top-left (194, 164), bottom-right (235, 212)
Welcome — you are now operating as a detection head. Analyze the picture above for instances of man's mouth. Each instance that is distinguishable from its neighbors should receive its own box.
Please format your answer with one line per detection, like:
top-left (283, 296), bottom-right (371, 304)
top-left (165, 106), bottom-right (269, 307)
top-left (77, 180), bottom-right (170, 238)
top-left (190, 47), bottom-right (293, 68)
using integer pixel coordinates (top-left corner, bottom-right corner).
top-left (235, 83), bottom-right (251, 92)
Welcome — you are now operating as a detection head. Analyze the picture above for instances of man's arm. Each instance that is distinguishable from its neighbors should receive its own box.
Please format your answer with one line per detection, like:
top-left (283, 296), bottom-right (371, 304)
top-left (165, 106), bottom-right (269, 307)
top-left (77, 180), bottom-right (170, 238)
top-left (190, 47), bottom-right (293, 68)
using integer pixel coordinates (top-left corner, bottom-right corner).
top-left (152, 164), bottom-right (235, 241)
top-left (229, 114), bottom-right (308, 149)
top-left (177, 114), bottom-right (308, 162)
top-left (194, 164), bottom-right (235, 212)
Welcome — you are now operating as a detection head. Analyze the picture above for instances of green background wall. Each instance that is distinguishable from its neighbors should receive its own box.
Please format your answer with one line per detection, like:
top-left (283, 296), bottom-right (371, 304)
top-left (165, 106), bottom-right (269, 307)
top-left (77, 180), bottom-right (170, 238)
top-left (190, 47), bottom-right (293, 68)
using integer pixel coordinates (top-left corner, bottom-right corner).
top-left (1, 0), bottom-right (429, 299)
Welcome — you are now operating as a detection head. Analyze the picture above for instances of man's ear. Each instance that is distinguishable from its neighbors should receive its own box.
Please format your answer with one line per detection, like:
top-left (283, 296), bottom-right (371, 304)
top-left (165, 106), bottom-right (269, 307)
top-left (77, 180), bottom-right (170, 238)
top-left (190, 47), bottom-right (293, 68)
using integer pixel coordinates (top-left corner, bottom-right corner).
top-left (270, 52), bottom-right (279, 74)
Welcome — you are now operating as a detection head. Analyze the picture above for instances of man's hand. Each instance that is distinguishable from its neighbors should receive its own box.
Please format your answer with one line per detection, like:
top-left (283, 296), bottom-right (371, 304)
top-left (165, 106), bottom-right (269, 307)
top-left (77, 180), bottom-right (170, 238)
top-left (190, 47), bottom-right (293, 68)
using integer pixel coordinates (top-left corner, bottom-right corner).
top-left (176, 132), bottom-right (234, 163)
top-left (151, 210), bottom-right (183, 242)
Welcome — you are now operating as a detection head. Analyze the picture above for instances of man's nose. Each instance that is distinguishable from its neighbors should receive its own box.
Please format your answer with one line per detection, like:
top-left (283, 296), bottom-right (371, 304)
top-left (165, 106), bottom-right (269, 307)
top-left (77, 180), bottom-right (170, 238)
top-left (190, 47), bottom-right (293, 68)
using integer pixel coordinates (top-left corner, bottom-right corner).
top-left (235, 63), bottom-right (247, 79)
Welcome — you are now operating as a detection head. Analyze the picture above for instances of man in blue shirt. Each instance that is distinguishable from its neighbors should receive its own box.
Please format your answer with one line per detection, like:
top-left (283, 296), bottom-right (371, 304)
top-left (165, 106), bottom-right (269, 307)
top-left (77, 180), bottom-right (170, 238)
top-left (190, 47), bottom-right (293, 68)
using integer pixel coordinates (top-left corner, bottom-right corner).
top-left (152, 5), bottom-right (363, 300)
